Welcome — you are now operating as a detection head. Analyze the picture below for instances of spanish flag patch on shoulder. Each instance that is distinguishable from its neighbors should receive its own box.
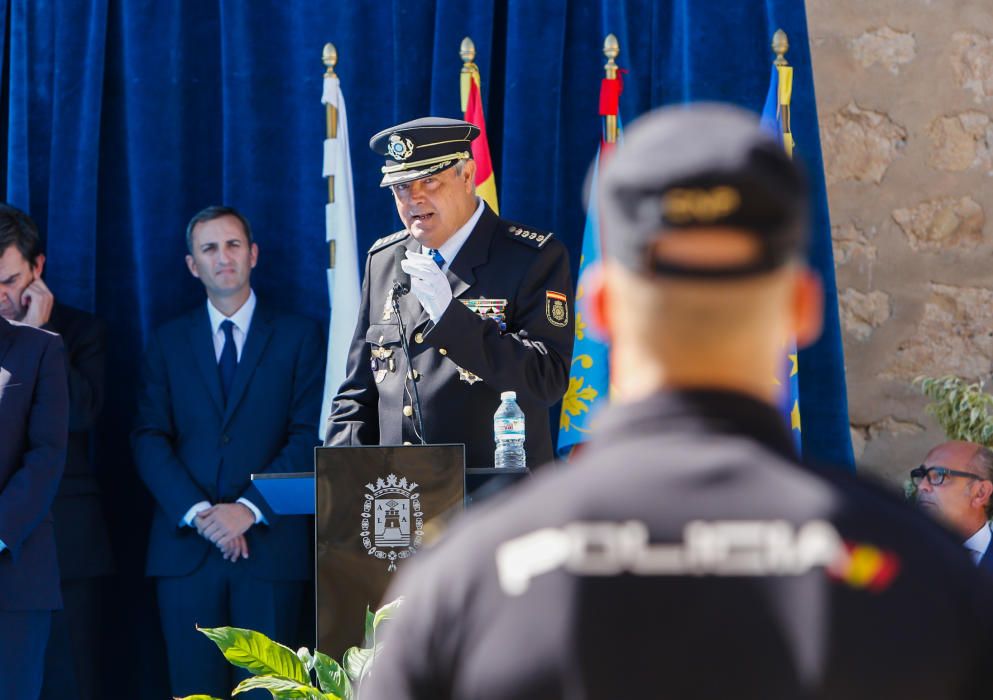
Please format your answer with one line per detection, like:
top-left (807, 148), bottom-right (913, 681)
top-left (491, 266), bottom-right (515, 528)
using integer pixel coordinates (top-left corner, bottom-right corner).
top-left (545, 291), bottom-right (568, 328)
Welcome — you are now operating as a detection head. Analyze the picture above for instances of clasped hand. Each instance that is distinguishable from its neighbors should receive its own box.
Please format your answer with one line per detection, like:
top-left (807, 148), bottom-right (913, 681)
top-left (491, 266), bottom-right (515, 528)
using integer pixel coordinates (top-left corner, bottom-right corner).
top-left (400, 251), bottom-right (452, 322)
top-left (195, 503), bottom-right (255, 562)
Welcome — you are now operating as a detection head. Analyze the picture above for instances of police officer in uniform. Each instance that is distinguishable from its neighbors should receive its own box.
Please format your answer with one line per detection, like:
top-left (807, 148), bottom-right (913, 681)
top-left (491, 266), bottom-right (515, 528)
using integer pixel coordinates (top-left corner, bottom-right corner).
top-left (361, 105), bottom-right (993, 699)
top-left (325, 117), bottom-right (573, 469)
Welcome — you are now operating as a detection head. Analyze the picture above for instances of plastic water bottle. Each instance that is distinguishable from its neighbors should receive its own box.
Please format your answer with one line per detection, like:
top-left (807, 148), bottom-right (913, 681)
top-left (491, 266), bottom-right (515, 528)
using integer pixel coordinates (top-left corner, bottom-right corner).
top-left (494, 391), bottom-right (526, 469)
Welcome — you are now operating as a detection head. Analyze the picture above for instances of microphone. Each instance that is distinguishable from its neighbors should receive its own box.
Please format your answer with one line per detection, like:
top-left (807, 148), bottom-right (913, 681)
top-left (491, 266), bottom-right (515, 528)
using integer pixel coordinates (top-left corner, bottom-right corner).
top-left (393, 247), bottom-right (410, 297)
top-left (389, 247), bottom-right (426, 445)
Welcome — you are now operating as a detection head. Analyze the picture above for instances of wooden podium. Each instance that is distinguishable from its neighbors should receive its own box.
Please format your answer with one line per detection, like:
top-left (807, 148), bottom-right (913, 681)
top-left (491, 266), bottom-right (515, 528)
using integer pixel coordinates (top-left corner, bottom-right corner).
top-left (251, 446), bottom-right (529, 657)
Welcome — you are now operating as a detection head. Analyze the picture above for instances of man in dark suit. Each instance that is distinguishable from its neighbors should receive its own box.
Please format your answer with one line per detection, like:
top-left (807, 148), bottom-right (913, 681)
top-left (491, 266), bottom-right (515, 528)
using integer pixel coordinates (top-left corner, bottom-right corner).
top-left (0, 203), bottom-right (114, 700)
top-left (0, 314), bottom-right (68, 699)
top-left (325, 118), bottom-right (573, 469)
top-left (132, 205), bottom-right (323, 698)
top-left (912, 441), bottom-right (993, 569)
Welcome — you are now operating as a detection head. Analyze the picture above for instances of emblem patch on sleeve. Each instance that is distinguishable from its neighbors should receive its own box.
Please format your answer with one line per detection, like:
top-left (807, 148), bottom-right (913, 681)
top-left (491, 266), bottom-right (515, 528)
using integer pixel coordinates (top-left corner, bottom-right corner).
top-left (545, 290), bottom-right (568, 328)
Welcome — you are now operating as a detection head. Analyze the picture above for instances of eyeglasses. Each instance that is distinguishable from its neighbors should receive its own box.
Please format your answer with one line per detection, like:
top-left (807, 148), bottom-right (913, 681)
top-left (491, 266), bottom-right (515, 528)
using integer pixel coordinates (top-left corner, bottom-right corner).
top-left (910, 465), bottom-right (985, 486)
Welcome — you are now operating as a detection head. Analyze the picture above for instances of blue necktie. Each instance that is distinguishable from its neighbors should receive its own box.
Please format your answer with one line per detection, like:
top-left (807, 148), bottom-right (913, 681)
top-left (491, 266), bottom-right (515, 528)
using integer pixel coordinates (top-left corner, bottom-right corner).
top-left (218, 319), bottom-right (237, 402)
top-left (428, 248), bottom-right (445, 269)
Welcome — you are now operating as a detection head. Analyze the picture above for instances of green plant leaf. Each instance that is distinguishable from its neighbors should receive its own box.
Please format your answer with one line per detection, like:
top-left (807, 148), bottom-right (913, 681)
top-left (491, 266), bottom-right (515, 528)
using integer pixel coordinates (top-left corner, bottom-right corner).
top-left (917, 374), bottom-right (993, 446)
top-left (343, 644), bottom-right (379, 683)
top-left (363, 606), bottom-right (375, 646)
top-left (372, 597), bottom-right (403, 633)
top-left (297, 646), bottom-right (316, 673)
top-left (232, 674), bottom-right (330, 699)
top-left (313, 651), bottom-right (352, 699)
top-left (198, 626), bottom-right (309, 684)
top-left (175, 696), bottom-right (225, 700)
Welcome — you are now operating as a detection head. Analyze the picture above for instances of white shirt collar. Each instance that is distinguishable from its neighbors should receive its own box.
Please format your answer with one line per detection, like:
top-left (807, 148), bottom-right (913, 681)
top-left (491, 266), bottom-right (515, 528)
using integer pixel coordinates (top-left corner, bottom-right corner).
top-left (422, 197), bottom-right (485, 271)
top-left (964, 521), bottom-right (992, 563)
top-left (207, 289), bottom-right (257, 336)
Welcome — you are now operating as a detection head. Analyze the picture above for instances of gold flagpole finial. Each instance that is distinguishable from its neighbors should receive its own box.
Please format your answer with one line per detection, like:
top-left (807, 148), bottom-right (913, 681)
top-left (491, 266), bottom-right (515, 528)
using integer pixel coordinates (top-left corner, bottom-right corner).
top-left (772, 29), bottom-right (789, 66)
top-left (603, 34), bottom-right (620, 143)
top-left (323, 42), bottom-right (338, 214)
top-left (460, 36), bottom-right (477, 67)
top-left (322, 43), bottom-right (338, 78)
top-left (460, 37), bottom-right (478, 113)
top-left (603, 33), bottom-right (619, 80)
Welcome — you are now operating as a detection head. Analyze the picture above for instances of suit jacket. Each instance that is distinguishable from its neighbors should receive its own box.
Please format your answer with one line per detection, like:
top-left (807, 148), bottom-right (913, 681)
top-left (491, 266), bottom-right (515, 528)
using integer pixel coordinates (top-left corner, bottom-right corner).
top-left (0, 316), bottom-right (69, 611)
top-left (132, 300), bottom-right (323, 580)
top-left (44, 302), bottom-right (114, 579)
top-left (326, 204), bottom-right (574, 468)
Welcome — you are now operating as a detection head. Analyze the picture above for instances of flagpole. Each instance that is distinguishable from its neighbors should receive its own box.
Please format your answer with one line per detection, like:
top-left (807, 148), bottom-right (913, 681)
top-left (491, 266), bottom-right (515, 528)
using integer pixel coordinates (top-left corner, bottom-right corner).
top-left (603, 34), bottom-right (620, 145)
top-left (460, 37), bottom-right (478, 113)
top-left (771, 30), bottom-right (794, 159)
top-left (322, 43), bottom-right (338, 271)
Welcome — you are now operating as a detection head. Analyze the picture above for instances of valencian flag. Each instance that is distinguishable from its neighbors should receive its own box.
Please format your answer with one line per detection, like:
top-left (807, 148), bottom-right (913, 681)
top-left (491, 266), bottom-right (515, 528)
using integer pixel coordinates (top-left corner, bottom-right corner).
top-left (461, 39), bottom-right (499, 213)
top-left (556, 61), bottom-right (623, 458)
top-left (760, 60), bottom-right (802, 451)
top-left (319, 58), bottom-right (360, 436)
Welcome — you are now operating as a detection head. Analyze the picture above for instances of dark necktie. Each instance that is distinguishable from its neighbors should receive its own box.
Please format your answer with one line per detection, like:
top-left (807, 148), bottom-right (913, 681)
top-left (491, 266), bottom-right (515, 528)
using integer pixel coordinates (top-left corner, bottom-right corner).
top-left (218, 319), bottom-right (237, 401)
top-left (428, 248), bottom-right (445, 269)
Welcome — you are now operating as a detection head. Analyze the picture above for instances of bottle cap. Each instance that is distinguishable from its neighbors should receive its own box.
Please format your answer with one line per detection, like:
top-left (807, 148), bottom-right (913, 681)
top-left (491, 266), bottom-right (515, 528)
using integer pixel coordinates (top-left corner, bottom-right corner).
top-left (500, 391), bottom-right (517, 401)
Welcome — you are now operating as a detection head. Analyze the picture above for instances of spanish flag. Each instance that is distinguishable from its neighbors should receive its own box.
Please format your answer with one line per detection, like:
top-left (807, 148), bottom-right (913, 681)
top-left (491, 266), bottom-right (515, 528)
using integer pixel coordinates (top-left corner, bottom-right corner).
top-left (461, 48), bottom-right (499, 213)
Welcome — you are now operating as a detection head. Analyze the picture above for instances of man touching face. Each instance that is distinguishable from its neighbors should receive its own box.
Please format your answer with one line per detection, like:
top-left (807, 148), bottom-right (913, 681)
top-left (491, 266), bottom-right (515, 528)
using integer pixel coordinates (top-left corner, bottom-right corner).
top-left (0, 242), bottom-right (53, 328)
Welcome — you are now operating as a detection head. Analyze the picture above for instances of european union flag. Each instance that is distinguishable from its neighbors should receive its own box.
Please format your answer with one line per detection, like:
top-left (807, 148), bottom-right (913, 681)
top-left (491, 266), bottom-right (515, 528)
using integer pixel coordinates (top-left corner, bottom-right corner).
top-left (761, 62), bottom-right (802, 452)
top-left (557, 151), bottom-right (611, 457)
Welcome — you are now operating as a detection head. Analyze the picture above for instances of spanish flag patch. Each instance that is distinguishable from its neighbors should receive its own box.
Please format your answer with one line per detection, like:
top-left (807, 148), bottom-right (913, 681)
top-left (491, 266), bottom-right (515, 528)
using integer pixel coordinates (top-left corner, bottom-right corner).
top-left (545, 291), bottom-right (568, 328)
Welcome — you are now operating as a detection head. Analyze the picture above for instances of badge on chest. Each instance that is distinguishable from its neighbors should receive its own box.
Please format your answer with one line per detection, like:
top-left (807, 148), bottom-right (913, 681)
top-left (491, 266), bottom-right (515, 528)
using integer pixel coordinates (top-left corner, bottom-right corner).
top-left (370, 345), bottom-right (396, 384)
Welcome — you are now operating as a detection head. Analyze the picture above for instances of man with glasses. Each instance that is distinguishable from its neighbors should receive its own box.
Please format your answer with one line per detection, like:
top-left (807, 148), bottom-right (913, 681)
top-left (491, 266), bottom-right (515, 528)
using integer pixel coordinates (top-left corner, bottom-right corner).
top-left (912, 441), bottom-right (993, 569)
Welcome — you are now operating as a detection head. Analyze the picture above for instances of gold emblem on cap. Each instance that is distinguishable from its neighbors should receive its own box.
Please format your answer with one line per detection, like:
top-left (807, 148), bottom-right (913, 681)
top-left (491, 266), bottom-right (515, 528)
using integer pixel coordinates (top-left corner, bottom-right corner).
top-left (387, 133), bottom-right (415, 161)
top-left (662, 186), bottom-right (741, 224)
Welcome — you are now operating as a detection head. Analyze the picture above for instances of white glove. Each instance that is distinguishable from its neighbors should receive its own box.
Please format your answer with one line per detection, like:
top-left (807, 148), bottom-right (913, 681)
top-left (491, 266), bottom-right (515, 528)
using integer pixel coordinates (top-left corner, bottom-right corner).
top-left (400, 250), bottom-right (453, 323)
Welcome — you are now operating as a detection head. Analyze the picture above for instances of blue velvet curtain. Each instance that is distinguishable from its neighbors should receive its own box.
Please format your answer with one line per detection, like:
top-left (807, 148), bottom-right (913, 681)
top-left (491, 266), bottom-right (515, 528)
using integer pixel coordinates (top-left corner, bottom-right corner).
top-left (1, 1), bottom-right (851, 694)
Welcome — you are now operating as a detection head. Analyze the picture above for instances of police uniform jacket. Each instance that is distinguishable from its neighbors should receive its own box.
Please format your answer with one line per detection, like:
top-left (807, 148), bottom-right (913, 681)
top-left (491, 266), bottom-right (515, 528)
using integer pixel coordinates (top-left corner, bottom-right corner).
top-left (326, 203), bottom-right (573, 468)
top-left (364, 390), bottom-right (993, 700)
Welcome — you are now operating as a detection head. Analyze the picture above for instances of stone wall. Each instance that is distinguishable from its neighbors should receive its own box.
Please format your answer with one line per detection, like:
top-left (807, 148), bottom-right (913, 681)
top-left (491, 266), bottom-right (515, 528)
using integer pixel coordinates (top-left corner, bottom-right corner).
top-left (806, 1), bottom-right (993, 482)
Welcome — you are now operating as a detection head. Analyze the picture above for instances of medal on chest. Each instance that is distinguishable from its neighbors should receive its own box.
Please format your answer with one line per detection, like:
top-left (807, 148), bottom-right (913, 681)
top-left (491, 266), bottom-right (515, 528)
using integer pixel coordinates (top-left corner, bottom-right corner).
top-left (461, 298), bottom-right (508, 332)
top-left (449, 298), bottom-right (509, 384)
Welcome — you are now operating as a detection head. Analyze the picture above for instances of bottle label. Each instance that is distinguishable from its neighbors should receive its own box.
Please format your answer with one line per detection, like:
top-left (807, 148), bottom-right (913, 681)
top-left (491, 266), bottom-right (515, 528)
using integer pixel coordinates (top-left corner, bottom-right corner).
top-left (494, 417), bottom-right (525, 440)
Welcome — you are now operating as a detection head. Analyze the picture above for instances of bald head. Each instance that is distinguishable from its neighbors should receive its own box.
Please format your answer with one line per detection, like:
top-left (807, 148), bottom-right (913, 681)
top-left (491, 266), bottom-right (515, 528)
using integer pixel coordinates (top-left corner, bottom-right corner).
top-left (916, 440), bottom-right (993, 538)
top-left (587, 104), bottom-right (824, 407)
top-left (586, 234), bottom-right (823, 406)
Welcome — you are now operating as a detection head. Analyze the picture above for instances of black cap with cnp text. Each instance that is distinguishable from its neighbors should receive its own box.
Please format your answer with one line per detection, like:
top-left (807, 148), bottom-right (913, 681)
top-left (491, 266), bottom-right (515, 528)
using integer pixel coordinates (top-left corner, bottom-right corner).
top-left (598, 103), bottom-right (810, 278)
top-left (370, 117), bottom-right (480, 188)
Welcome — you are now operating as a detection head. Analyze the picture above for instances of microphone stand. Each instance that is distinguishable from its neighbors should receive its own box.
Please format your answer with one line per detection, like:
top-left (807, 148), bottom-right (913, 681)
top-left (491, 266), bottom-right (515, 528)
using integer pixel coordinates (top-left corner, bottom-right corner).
top-left (392, 284), bottom-right (427, 445)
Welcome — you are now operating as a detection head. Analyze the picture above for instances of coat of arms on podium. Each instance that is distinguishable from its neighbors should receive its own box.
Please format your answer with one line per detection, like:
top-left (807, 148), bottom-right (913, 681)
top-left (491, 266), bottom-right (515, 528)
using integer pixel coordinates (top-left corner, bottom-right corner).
top-left (361, 474), bottom-right (424, 571)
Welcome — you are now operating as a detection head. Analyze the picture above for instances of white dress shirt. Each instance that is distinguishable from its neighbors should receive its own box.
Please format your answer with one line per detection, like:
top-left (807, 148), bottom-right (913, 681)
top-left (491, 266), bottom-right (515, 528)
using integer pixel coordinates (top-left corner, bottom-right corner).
top-left (182, 290), bottom-right (264, 528)
top-left (421, 197), bottom-right (485, 272)
top-left (964, 521), bottom-right (992, 564)
top-left (207, 289), bottom-right (256, 362)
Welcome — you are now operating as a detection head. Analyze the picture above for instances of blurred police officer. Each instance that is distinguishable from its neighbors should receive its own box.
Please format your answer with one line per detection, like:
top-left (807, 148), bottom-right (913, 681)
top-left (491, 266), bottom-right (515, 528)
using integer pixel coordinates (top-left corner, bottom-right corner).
top-left (912, 441), bottom-right (993, 569)
top-left (361, 105), bottom-right (993, 699)
top-left (324, 118), bottom-right (573, 469)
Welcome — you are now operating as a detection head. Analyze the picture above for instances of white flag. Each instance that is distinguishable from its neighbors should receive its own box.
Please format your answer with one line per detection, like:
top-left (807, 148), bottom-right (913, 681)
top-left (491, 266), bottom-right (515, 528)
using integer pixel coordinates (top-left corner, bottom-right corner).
top-left (319, 75), bottom-right (360, 437)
